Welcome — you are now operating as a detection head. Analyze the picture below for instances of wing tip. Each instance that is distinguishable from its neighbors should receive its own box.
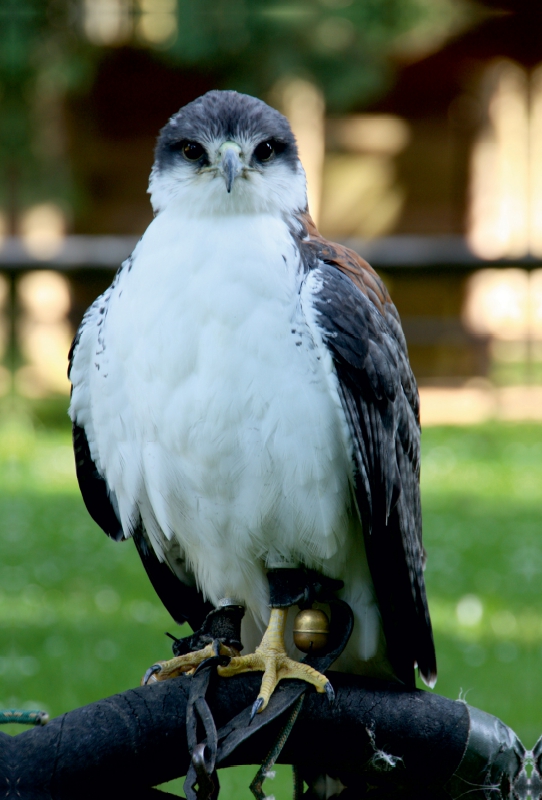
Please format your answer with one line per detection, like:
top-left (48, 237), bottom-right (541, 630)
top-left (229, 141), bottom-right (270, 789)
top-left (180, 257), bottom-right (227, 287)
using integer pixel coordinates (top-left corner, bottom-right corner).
top-left (111, 526), bottom-right (126, 542)
top-left (419, 667), bottom-right (437, 689)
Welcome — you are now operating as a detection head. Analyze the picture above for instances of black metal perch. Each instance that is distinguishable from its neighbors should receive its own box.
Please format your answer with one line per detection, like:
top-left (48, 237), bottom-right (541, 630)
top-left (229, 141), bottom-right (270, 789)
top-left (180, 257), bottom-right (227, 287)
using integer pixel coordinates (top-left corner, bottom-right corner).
top-left (1, 670), bottom-right (532, 800)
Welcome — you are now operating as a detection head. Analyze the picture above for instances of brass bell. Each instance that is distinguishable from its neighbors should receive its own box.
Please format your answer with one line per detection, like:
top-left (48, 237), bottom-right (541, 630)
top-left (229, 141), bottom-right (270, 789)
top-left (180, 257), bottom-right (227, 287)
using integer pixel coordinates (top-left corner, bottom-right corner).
top-left (293, 608), bottom-right (330, 653)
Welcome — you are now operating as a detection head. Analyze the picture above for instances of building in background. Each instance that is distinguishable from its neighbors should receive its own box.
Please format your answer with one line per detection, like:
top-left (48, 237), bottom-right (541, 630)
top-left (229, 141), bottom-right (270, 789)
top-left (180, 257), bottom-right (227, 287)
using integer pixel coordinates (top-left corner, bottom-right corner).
top-left (2, 0), bottom-right (542, 423)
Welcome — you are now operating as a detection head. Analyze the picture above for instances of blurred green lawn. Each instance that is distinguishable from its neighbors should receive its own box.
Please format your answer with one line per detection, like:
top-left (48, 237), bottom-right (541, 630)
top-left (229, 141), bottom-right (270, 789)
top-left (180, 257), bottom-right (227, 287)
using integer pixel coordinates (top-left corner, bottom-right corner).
top-left (1, 401), bottom-right (542, 796)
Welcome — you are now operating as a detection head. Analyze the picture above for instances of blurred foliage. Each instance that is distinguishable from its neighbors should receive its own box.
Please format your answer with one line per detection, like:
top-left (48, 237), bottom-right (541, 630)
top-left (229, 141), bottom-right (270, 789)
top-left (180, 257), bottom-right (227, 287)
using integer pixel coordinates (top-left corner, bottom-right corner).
top-left (0, 0), bottom-right (94, 210)
top-left (164, 0), bottom-right (472, 110)
top-left (0, 0), bottom-right (476, 216)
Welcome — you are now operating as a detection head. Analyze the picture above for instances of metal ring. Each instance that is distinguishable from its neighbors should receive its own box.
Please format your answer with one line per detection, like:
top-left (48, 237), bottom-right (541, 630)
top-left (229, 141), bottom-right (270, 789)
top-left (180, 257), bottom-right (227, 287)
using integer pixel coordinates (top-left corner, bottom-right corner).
top-left (192, 743), bottom-right (213, 780)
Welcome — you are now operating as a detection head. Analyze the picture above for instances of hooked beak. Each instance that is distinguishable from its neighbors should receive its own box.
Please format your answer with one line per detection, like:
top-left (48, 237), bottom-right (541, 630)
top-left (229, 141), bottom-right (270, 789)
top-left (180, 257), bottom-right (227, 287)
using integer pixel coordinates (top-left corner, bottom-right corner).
top-left (218, 142), bottom-right (243, 193)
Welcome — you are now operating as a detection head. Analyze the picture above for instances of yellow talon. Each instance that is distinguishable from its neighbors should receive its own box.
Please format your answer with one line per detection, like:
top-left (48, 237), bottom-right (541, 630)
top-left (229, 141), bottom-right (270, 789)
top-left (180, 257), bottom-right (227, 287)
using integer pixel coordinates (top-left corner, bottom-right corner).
top-left (141, 641), bottom-right (238, 685)
top-left (217, 607), bottom-right (332, 715)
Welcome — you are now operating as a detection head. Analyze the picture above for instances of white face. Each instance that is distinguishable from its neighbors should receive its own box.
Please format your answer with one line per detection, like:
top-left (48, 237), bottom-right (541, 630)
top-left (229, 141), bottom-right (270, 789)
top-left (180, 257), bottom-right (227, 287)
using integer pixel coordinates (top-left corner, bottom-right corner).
top-left (148, 131), bottom-right (308, 219)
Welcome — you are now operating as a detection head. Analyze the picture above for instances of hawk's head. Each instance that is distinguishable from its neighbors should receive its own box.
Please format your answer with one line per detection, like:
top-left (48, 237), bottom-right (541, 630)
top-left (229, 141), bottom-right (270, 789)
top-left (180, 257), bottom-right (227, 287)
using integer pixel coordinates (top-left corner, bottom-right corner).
top-left (149, 91), bottom-right (307, 218)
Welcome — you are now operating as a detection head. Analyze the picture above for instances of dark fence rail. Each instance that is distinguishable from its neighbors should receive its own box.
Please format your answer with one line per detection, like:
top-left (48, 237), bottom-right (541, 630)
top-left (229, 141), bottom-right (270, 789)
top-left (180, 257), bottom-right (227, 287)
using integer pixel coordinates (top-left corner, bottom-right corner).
top-left (3, 235), bottom-right (540, 383)
top-left (2, 235), bottom-right (542, 272)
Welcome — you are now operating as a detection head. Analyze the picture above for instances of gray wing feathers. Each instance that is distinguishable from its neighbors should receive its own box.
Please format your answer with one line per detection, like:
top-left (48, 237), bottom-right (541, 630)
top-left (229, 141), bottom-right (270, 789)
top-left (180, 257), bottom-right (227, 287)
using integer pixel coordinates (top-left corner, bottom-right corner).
top-left (311, 263), bottom-right (436, 687)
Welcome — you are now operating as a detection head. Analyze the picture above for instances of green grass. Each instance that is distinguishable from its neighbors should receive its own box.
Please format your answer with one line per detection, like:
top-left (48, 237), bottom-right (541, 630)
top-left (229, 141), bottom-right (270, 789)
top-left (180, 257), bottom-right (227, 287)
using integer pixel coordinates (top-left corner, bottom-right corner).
top-left (420, 423), bottom-right (542, 748)
top-left (1, 403), bottom-right (542, 795)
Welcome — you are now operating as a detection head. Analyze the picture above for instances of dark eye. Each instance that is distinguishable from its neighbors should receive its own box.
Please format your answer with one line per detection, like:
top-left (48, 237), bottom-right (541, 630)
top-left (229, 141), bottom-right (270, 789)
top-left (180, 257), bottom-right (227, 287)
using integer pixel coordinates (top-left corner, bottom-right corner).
top-left (254, 141), bottom-right (275, 162)
top-left (182, 141), bottom-right (205, 161)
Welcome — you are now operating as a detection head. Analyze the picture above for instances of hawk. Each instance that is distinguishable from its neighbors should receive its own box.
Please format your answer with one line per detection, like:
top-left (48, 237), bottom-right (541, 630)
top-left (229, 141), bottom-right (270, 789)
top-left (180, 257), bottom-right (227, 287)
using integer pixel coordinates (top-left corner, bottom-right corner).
top-left (69, 90), bottom-right (436, 716)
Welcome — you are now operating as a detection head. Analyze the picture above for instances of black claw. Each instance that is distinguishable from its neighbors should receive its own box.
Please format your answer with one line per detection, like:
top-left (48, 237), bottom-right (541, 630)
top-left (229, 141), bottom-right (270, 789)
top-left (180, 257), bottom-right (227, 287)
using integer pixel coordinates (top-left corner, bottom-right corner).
top-left (325, 681), bottom-right (335, 703)
top-left (250, 697), bottom-right (264, 722)
top-left (143, 664), bottom-right (162, 685)
top-left (194, 656), bottom-right (215, 675)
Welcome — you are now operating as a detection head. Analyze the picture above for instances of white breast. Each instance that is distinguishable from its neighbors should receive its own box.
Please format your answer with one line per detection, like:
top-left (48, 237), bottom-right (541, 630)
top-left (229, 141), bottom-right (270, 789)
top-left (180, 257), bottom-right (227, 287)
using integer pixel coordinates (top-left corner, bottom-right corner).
top-left (70, 208), bottom-right (382, 662)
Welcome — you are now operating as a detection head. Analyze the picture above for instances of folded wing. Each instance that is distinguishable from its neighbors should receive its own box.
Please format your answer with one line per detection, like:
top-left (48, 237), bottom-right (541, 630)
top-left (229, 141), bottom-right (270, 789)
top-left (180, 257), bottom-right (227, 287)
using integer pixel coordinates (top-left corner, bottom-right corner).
top-left (299, 215), bottom-right (436, 688)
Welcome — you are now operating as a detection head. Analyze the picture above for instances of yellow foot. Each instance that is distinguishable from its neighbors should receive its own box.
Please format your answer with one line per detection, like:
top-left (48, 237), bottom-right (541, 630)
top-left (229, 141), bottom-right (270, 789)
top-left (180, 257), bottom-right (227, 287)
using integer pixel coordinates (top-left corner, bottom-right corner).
top-left (217, 608), bottom-right (334, 718)
top-left (141, 641), bottom-right (239, 686)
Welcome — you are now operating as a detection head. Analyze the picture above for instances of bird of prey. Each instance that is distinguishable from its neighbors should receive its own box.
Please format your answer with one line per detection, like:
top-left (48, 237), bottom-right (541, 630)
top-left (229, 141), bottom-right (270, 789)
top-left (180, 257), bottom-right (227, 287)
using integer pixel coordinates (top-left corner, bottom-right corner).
top-left (69, 90), bottom-right (436, 716)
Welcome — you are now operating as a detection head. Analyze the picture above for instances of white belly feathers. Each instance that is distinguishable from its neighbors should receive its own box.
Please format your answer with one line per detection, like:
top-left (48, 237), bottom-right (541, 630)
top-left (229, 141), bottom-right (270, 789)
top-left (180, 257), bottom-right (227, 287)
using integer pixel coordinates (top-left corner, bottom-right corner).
top-left (70, 208), bottom-right (383, 663)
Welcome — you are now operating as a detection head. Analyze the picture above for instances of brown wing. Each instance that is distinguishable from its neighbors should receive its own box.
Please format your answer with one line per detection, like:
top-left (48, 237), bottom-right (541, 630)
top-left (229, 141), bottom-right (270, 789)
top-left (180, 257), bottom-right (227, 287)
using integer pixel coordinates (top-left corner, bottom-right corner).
top-left (299, 213), bottom-right (420, 422)
top-left (300, 213), bottom-right (389, 310)
top-left (297, 212), bottom-right (435, 688)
